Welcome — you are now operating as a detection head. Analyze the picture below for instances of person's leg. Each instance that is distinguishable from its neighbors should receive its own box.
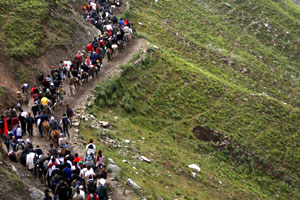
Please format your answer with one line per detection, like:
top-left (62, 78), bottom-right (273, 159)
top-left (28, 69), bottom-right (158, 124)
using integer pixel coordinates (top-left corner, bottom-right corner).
top-left (29, 125), bottom-right (33, 137)
top-left (22, 123), bottom-right (26, 136)
top-left (39, 124), bottom-right (43, 137)
top-left (63, 126), bottom-right (66, 137)
top-left (5, 141), bottom-right (9, 152)
top-left (48, 128), bottom-right (52, 140)
top-left (66, 127), bottom-right (70, 137)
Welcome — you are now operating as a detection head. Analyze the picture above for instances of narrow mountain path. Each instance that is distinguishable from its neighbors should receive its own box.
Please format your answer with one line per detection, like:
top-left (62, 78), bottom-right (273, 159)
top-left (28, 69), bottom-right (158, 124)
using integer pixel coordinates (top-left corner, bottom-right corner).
top-left (19, 37), bottom-right (146, 199)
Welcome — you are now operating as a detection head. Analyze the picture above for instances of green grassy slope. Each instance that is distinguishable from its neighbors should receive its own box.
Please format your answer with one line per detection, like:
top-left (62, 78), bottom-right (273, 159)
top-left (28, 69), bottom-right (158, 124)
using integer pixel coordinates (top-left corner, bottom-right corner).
top-left (81, 0), bottom-right (300, 199)
top-left (0, 0), bottom-right (77, 59)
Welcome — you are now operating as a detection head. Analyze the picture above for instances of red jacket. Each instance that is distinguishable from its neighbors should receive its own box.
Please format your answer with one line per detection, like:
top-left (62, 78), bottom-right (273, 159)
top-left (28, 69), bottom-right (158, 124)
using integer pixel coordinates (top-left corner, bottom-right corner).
top-left (73, 157), bottom-right (82, 164)
top-left (87, 44), bottom-right (93, 52)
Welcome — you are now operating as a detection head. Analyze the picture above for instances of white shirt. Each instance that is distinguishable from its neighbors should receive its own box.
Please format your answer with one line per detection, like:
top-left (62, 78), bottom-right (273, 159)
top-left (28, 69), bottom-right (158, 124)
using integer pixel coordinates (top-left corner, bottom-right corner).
top-left (86, 143), bottom-right (96, 156)
top-left (16, 128), bottom-right (22, 137)
top-left (80, 167), bottom-right (88, 179)
top-left (90, 2), bottom-right (96, 10)
top-left (26, 152), bottom-right (35, 170)
top-left (85, 168), bottom-right (95, 180)
top-left (64, 60), bottom-right (72, 70)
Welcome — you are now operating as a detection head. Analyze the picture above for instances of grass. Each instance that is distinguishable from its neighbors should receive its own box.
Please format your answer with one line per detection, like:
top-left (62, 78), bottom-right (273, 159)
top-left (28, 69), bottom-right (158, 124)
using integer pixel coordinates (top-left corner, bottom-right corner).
top-left (78, 0), bottom-right (300, 199)
top-left (0, 0), bottom-right (78, 60)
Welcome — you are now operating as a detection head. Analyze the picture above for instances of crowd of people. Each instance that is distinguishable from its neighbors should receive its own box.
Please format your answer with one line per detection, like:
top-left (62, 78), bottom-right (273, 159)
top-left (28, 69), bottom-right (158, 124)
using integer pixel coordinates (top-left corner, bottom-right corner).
top-left (0, 0), bottom-right (133, 199)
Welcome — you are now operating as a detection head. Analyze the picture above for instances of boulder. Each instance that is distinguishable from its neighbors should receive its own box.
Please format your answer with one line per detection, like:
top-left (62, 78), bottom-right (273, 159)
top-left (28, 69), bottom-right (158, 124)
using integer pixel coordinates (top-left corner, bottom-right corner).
top-left (126, 178), bottom-right (140, 190)
top-left (188, 164), bottom-right (201, 172)
top-left (108, 164), bottom-right (121, 173)
top-left (108, 158), bottom-right (114, 164)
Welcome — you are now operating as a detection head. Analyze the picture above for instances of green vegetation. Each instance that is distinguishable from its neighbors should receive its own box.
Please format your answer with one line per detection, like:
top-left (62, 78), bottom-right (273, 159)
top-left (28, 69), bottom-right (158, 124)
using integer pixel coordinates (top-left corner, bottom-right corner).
top-left (81, 0), bottom-right (300, 199)
top-left (0, 0), bottom-right (77, 60)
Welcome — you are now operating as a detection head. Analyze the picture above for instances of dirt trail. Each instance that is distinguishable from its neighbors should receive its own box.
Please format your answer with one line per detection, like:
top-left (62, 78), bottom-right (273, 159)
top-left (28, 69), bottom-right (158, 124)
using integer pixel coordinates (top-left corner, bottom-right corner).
top-left (20, 37), bottom-right (146, 200)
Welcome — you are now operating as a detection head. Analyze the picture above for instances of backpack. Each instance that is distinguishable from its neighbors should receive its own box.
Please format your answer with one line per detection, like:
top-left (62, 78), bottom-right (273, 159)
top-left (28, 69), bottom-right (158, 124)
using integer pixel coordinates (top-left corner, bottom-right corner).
top-left (62, 117), bottom-right (69, 126)
top-left (88, 182), bottom-right (97, 193)
top-left (89, 193), bottom-right (98, 200)
top-left (88, 144), bottom-right (94, 149)
top-left (58, 182), bottom-right (69, 194)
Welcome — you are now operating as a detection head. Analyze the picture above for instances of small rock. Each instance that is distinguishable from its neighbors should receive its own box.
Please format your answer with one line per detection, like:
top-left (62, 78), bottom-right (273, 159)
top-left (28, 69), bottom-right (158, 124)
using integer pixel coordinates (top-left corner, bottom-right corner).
top-left (126, 178), bottom-right (140, 190)
top-left (124, 140), bottom-right (130, 144)
top-left (188, 164), bottom-right (201, 172)
top-left (218, 180), bottom-right (223, 185)
top-left (100, 121), bottom-right (110, 128)
top-left (140, 156), bottom-right (151, 163)
top-left (192, 172), bottom-right (197, 179)
top-left (73, 122), bottom-right (80, 127)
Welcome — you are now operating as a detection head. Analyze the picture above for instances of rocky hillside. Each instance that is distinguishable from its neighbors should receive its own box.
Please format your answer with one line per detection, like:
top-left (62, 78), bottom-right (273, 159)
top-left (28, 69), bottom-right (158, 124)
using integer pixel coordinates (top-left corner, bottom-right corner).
top-left (0, 1), bottom-right (100, 199)
top-left (79, 0), bottom-right (300, 199)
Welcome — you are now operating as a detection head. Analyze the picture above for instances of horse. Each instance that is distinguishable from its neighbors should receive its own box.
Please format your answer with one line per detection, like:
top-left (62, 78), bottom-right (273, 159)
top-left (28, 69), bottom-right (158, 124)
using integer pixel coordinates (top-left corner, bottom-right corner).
top-left (42, 121), bottom-right (50, 139)
top-left (70, 77), bottom-right (80, 95)
top-left (112, 44), bottom-right (119, 54)
top-left (81, 71), bottom-right (89, 86)
top-left (118, 40), bottom-right (124, 53)
top-left (107, 48), bottom-right (113, 62)
top-left (35, 154), bottom-right (49, 184)
top-left (51, 129), bottom-right (60, 148)
top-left (71, 77), bottom-right (80, 90)
top-left (90, 66), bottom-right (98, 79)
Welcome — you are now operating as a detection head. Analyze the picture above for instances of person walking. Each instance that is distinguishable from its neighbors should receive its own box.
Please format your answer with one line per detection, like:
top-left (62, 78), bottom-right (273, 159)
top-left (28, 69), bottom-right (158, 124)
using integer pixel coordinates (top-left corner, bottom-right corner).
top-left (27, 112), bottom-right (34, 137)
top-left (58, 85), bottom-right (66, 106)
top-left (60, 114), bottom-right (71, 137)
top-left (66, 105), bottom-right (74, 127)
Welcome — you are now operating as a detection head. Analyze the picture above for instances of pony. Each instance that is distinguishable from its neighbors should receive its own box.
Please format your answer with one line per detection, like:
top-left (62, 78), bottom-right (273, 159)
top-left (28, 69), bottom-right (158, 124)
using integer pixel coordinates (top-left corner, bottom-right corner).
top-left (42, 121), bottom-right (50, 139)
top-left (51, 129), bottom-right (60, 148)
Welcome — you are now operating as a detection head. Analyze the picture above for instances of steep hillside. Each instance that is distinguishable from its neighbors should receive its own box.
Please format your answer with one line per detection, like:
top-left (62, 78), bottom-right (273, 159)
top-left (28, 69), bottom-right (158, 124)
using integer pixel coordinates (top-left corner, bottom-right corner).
top-left (0, 0), bottom-right (99, 106)
top-left (81, 0), bottom-right (300, 199)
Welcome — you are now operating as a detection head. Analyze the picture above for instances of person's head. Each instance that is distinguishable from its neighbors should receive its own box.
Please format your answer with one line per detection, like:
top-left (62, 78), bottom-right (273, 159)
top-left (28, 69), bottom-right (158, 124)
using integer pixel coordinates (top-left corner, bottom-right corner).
top-left (50, 143), bottom-right (53, 148)
top-left (63, 113), bottom-right (66, 117)
top-left (36, 145), bottom-right (39, 149)
top-left (75, 153), bottom-right (78, 158)
top-left (67, 105), bottom-right (69, 108)
top-left (28, 112), bottom-right (31, 116)
top-left (44, 189), bottom-right (50, 196)
top-left (98, 150), bottom-right (102, 155)
top-left (89, 139), bottom-right (93, 144)
top-left (51, 157), bottom-right (56, 163)
top-left (76, 187), bottom-right (80, 194)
